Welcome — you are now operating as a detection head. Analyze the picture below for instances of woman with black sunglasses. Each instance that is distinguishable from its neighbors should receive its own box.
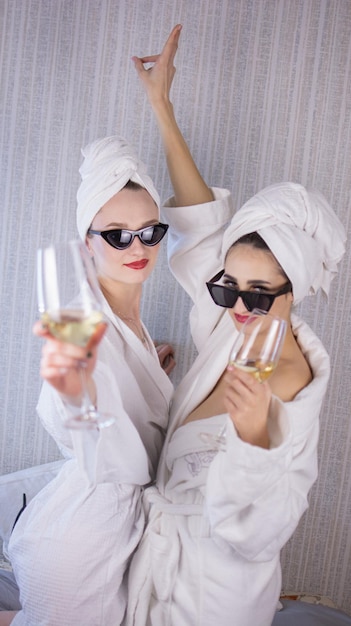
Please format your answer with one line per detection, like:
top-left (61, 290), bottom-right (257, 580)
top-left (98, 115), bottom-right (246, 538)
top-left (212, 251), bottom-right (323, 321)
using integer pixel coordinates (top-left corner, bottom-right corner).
top-left (0, 25), bottom-right (215, 626)
top-left (124, 28), bottom-right (346, 626)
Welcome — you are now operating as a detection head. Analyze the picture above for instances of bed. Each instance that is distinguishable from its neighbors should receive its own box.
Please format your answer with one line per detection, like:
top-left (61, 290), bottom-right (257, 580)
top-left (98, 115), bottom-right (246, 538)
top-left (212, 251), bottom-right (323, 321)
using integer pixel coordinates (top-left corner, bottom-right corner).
top-left (273, 598), bottom-right (351, 625)
top-left (1, 463), bottom-right (351, 623)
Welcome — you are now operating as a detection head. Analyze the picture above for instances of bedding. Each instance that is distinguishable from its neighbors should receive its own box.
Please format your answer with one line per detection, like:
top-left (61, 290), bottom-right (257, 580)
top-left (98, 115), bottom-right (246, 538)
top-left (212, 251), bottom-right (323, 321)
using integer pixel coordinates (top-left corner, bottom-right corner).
top-left (273, 599), bottom-right (351, 625)
top-left (0, 460), bottom-right (64, 557)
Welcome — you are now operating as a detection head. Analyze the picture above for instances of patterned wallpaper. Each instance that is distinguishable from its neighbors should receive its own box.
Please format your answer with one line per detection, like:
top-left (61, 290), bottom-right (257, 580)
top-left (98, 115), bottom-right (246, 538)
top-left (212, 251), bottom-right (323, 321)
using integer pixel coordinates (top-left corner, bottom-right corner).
top-left (0, 0), bottom-right (350, 614)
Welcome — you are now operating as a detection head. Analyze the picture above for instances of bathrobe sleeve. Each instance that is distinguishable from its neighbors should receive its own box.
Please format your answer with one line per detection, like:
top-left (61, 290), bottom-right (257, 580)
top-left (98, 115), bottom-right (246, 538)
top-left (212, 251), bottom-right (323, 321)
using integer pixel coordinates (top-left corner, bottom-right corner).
top-left (205, 319), bottom-right (330, 562)
top-left (162, 188), bottom-right (233, 350)
top-left (37, 360), bottom-right (151, 488)
top-left (36, 305), bottom-right (173, 488)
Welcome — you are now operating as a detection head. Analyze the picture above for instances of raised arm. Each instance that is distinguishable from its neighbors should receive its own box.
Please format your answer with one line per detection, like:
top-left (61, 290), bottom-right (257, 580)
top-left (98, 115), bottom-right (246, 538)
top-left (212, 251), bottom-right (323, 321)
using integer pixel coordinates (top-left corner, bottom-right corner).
top-left (132, 24), bottom-right (214, 207)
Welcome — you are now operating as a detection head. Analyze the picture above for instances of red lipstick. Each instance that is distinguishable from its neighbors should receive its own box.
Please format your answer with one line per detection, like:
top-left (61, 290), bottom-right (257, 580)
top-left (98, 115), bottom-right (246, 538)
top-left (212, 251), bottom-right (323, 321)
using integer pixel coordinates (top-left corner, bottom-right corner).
top-left (234, 313), bottom-right (250, 324)
top-left (125, 259), bottom-right (149, 270)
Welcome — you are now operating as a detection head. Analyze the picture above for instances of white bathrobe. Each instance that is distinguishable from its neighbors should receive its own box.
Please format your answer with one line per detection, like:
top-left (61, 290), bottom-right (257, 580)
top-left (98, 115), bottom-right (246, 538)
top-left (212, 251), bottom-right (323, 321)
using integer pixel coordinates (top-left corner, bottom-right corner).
top-left (126, 190), bottom-right (331, 626)
top-left (8, 295), bottom-right (173, 626)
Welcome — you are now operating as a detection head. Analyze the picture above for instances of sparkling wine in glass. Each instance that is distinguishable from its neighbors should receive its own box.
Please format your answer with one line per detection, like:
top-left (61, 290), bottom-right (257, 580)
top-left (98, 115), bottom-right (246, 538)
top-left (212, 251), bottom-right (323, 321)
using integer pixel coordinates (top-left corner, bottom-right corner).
top-left (201, 309), bottom-right (287, 450)
top-left (37, 239), bottom-right (115, 430)
top-left (228, 309), bottom-right (287, 383)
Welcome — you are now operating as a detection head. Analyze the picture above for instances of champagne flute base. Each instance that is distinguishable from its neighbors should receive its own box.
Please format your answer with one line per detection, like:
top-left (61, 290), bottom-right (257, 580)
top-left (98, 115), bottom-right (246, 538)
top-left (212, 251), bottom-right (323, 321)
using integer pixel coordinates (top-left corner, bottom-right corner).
top-left (64, 410), bottom-right (115, 430)
top-left (199, 426), bottom-right (227, 451)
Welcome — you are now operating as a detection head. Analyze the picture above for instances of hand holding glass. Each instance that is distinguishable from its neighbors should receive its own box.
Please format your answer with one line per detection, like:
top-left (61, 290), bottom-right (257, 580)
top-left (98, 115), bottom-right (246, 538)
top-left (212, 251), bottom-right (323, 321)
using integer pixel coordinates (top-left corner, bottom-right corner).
top-left (228, 310), bottom-right (287, 382)
top-left (37, 239), bottom-right (115, 429)
top-left (202, 310), bottom-right (287, 449)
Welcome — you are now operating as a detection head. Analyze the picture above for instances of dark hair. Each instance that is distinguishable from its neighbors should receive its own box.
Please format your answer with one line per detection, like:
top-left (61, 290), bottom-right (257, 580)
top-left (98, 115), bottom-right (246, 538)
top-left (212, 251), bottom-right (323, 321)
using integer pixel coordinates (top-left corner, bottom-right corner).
top-left (229, 232), bottom-right (289, 281)
top-left (233, 232), bottom-right (270, 251)
top-left (123, 180), bottom-right (145, 192)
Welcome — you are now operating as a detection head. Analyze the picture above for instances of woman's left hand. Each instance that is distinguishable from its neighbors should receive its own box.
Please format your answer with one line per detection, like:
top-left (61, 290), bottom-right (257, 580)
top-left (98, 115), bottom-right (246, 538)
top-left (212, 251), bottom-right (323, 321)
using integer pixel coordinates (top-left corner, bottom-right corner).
top-left (155, 342), bottom-right (176, 376)
top-left (33, 319), bottom-right (106, 402)
top-left (223, 365), bottom-right (272, 448)
top-left (132, 23), bottom-right (182, 108)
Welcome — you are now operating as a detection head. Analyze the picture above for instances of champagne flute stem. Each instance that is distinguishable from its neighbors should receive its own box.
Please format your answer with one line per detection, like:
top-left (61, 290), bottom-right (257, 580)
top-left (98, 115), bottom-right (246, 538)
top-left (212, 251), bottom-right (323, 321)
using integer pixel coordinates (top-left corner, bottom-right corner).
top-left (78, 363), bottom-right (96, 418)
top-left (199, 422), bottom-right (227, 450)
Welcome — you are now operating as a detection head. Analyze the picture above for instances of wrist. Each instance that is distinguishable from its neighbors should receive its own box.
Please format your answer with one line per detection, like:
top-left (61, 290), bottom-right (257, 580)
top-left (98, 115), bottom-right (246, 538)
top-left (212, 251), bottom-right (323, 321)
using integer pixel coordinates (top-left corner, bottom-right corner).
top-left (150, 98), bottom-right (176, 129)
top-left (236, 424), bottom-right (270, 449)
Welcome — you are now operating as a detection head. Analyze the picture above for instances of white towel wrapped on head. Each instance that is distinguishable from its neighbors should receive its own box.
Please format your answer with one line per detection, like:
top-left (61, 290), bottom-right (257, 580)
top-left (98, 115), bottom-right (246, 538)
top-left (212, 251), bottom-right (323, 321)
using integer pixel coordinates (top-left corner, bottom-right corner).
top-left (76, 135), bottom-right (160, 241)
top-left (221, 182), bottom-right (346, 304)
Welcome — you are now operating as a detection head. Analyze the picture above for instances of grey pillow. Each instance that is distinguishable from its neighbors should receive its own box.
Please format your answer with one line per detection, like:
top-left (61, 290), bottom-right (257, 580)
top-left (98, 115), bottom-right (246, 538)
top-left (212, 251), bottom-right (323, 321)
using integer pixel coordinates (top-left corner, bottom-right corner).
top-left (0, 460), bottom-right (64, 557)
top-left (272, 600), bottom-right (351, 625)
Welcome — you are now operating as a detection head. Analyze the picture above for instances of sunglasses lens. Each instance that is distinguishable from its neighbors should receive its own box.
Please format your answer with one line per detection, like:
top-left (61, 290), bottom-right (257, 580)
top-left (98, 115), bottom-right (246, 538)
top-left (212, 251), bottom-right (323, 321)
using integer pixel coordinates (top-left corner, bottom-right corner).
top-left (207, 285), bottom-right (239, 308)
top-left (243, 293), bottom-right (272, 312)
top-left (105, 230), bottom-right (132, 250)
top-left (140, 225), bottom-right (168, 246)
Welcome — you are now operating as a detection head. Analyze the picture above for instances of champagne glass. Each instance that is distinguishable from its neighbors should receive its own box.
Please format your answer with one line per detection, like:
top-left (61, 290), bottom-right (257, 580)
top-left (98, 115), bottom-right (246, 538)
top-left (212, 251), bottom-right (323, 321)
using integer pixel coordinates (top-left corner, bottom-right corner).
top-left (228, 309), bottom-right (287, 383)
top-left (37, 239), bottom-right (115, 430)
top-left (201, 309), bottom-right (287, 449)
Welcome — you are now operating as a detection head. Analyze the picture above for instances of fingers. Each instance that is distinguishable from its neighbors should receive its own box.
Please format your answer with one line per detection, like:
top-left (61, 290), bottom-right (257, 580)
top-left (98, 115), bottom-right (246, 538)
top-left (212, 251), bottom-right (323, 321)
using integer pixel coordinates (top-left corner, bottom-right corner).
top-left (155, 342), bottom-right (174, 358)
top-left (161, 23), bottom-right (182, 61)
top-left (131, 55), bottom-right (148, 76)
top-left (132, 23), bottom-right (182, 73)
top-left (33, 319), bottom-right (53, 339)
top-left (161, 354), bottom-right (176, 376)
top-left (155, 343), bottom-right (176, 375)
top-left (40, 355), bottom-right (76, 380)
top-left (131, 25), bottom-right (181, 108)
top-left (165, 24), bottom-right (183, 47)
top-left (86, 321), bottom-right (107, 351)
top-left (223, 372), bottom-right (271, 448)
top-left (34, 321), bottom-right (105, 400)
top-left (39, 333), bottom-right (97, 384)
top-left (133, 54), bottom-right (160, 65)
top-left (39, 339), bottom-right (95, 398)
top-left (223, 367), bottom-right (271, 415)
top-left (224, 366), bottom-right (257, 398)
top-left (41, 340), bottom-right (86, 373)
top-left (39, 347), bottom-right (82, 396)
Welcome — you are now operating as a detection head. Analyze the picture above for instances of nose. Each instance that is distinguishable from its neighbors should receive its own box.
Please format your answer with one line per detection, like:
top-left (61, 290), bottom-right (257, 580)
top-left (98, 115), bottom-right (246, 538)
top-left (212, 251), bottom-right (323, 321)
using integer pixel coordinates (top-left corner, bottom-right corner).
top-left (129, 235), bottom-right (146, 252)
top-left (232, 295), bottom-right (248, 313)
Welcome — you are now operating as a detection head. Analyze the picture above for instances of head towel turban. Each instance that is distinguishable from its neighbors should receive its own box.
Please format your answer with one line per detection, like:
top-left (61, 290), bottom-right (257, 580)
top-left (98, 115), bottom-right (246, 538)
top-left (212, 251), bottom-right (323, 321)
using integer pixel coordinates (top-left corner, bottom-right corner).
top-left (221, 182), bottom-right (346, 304)
top-left (76, 135), bottom-right (160, 240)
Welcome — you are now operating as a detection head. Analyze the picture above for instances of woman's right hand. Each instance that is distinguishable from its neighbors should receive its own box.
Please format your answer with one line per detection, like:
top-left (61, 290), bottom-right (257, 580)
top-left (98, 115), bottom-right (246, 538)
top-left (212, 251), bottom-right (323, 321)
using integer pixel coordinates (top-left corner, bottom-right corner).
top-left (33, 320), bottom-right (106, 402)
top-left (155, 342), bottom-right (176, 376)
top-left (223, 365), bottom-right (272, 449)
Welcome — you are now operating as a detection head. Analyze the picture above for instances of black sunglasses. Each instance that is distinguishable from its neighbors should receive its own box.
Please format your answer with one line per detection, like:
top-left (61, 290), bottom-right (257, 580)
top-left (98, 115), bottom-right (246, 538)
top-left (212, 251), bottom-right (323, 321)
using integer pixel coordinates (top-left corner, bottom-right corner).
top-left (206, 270), bottom-right (292, 313)
top-left (88, 222), bottom-right (169, 250)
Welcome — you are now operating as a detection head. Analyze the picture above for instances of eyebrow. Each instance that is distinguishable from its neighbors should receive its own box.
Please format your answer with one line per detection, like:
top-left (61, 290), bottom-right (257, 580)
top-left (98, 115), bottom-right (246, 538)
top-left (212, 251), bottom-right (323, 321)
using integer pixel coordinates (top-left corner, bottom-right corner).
top-left (102, 219), bottom-right (159, 229)
top-left (223, 273), bottom-right (272, 286)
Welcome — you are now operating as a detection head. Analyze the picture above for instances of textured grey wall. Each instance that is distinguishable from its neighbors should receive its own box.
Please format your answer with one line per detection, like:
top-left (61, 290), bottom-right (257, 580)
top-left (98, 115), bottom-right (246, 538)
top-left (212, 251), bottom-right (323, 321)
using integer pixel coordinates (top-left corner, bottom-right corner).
top-left (1, 0), bottom-right (350, 613)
